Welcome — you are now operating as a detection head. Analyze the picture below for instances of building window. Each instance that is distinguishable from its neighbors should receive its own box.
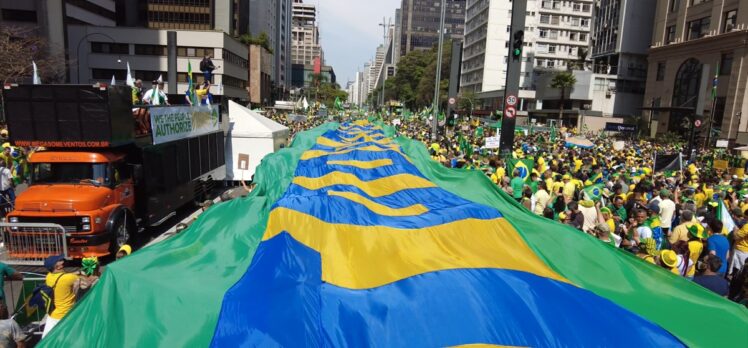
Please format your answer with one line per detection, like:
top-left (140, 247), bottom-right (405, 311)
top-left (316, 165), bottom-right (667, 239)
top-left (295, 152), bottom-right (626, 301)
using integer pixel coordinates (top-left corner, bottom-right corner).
top-left (656, 62), bottom-right (666, 81)
top-left (687, 17), bottom-right (710, 40)
top-left (1, 9), bottom-right (37, 22)
top-left (134, 44), bottom-right (167, 56)
top-left (594, 78), bottom-right (607, 91)
top-left (691, 0), bottom-right (708, 6)
top-left (666, 25), bottom-right (676, 43)
top-left (569, 32), bottom-right (577, 41)
top-left (223, 75), bottom-right (247, 89)
top-left (134, 70), bottom-right (167, 82)
top-left (177, 46), bottom-right (216, 58)
top-left (91, 42), bottom-right (129, 55)
top-left (723, 10), bottom-right (738, 33)
top-left (222, 50), bottom-right (248, 69)
top-left (670, 58), bottom-right (702, 133)
top-left (177, 72), bottom-right (205, 85)
top-left (579, 33), bottom-right (587, 41)
top-left (720, 52), bottom-right (733, 76)
top-left (91, 69), bottom-right (127, 80)
top-left (670, 0), bottom-right (680, 12)
top-left (548, 45), bottom-right (556, 53)
top-left (540, 15), bottom-right (550, 24)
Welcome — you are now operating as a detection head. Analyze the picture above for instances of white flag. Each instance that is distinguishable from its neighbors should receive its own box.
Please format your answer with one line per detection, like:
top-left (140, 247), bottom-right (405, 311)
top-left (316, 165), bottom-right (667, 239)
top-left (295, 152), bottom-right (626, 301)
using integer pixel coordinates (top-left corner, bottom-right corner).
top-left (157, 74), bottom-right (163, 83)
top-left (302, 97), bottom-right (309, 110)
top-left (111, 75), bottom-right (116, 86)
top-left (126, 62), bottom-right (134, 87)
top-left (32, 61), bottom-right (41, 85)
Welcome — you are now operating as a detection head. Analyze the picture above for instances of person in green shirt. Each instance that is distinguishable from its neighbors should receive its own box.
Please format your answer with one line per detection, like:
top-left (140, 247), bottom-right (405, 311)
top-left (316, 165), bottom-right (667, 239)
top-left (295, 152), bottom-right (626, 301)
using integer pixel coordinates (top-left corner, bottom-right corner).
top-left (529, 172), bottom-right (539, 193)
top-left (607, 196), bottom-right (627, 222)
top-left (0, 262), bottom-right (23, 315)
top-left (510, 169), bottom-right (525, 201)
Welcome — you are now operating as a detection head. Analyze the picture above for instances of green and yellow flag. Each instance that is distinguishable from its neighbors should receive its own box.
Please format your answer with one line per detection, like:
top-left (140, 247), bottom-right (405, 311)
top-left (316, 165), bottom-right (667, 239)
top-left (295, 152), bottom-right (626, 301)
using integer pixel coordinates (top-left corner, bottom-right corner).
top-left (507, 159), bottom-right (534, 182)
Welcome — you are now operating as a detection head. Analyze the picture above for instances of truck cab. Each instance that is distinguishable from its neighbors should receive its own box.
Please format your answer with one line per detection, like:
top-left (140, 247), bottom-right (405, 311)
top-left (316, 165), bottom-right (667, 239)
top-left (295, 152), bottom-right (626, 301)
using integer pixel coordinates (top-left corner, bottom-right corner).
top-left (8, 151), bottom-right (136, 257)
top-left (2, 84), bottom-right (226, 262)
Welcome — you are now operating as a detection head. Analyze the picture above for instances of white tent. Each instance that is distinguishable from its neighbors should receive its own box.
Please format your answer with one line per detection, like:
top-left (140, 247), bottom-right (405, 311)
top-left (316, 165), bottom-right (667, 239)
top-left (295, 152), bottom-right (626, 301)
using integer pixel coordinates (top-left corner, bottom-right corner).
top-left (226, 100), bottom-right (290, 181)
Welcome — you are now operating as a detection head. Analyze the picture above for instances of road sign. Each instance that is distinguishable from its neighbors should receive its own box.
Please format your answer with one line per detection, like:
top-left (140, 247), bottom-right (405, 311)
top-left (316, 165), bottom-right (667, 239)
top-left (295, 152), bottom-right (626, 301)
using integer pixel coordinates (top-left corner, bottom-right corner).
top-left (448, 97), bottom-right (456, 105)
top-left (506, 95), bottom-right (518, 106)
top-left (694, 119), bottom-right (702, 128)
top-left (505, 106), bottom-right (516, 118)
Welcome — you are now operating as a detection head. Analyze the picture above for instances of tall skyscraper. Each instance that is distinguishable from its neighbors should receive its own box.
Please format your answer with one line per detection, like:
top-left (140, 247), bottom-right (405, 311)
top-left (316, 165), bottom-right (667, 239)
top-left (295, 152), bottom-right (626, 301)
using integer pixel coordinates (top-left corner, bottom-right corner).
top-left (398, 0), bottom-right (466, 57)
top-left (644, 0), bottom-right (747, 142)
top-left (276, 0), bottom-right (292, 90)
top-left (291, 0), bottom-right (322, 66)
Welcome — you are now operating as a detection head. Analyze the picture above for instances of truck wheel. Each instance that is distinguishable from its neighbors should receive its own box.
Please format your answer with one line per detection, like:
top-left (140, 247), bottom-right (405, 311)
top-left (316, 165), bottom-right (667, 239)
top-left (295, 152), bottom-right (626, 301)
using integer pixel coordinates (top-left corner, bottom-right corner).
top-left (109, 216), bottom-right (133, 255)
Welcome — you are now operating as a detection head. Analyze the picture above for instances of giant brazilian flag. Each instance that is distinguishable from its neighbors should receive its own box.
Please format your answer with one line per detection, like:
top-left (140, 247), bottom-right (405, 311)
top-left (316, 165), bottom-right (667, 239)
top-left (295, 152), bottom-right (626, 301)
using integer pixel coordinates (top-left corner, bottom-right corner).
top-left (41, 122), bottom-right (747, 347)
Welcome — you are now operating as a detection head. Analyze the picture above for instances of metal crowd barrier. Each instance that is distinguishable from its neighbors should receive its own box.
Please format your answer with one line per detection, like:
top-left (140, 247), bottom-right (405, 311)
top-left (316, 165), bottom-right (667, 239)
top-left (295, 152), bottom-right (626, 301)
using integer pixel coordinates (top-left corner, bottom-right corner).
top-left (0, 223), bottom-right (68, 266)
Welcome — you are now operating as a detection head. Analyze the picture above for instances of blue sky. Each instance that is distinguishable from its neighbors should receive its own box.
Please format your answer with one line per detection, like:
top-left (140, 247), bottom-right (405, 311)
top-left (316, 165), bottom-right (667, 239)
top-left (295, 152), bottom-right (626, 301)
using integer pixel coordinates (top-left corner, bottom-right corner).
top-left (315, 0), bottom-right (401, 85)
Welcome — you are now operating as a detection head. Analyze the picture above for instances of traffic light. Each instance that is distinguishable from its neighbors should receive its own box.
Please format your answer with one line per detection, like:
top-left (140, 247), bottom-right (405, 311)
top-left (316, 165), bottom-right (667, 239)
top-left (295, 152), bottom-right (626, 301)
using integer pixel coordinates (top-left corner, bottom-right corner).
top-left (512, 30), bottom-right (524, 60)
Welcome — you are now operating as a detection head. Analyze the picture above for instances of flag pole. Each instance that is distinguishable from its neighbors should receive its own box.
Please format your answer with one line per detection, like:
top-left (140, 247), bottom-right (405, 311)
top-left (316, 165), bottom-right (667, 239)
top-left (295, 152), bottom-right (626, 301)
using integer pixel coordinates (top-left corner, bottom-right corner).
top-left (704, 63), bottom-right (719, 150)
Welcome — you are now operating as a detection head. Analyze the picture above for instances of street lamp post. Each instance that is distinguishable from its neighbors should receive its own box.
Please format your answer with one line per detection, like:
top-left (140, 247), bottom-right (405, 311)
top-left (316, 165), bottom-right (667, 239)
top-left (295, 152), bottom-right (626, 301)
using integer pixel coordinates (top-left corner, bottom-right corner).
top-left (431, 0), bottom-right (446, 140)
top-left (76, 32), bottom-right (122, 84)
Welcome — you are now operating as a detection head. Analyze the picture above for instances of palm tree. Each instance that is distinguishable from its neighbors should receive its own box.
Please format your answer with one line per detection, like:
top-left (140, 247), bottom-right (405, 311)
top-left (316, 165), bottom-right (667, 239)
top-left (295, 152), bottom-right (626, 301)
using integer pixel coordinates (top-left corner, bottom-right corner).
top-left (550, 71), bottom-right (577, 124)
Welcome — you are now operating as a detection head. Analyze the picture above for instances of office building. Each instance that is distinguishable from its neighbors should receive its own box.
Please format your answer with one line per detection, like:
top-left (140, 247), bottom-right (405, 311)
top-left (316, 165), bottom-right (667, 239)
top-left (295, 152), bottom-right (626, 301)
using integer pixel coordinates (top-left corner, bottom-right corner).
top-left (248, 0), bottom-right (291, 92)
top-left (139, 0), bottom-right (247, 36)
top-left (248, 44), bottom-right (273, 106)
top-left (644, 0), bottom-right (747, 143)
top-left (291, 0), bottom-right (322, 66)
top-left (0, 0), bottom-right (117, 58)
top-left (459, 0), bottom-right (595, 114)
top-left (399, 0), bottom-right (466, 57)
top-left (276, 0), bottom-right (292, 91)
top-left (69, 25), bottom-right (248, 100)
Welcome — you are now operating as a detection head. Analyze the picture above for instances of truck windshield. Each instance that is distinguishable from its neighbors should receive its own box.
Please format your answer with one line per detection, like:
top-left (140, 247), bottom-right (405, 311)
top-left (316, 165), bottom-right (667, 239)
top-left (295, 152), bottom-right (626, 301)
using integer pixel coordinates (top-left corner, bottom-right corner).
top-left (31, 163), bottom-right (110, 186)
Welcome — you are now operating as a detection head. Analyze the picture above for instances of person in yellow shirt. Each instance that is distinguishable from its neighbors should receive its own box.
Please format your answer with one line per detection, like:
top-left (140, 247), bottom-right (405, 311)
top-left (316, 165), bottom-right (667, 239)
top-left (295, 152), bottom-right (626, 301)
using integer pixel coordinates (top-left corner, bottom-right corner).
top-left (733, 220), bottom-right (748, 274)
top-left (42, 255), bottom-right (79, 338)
top-left (562, 174), bottom-right (576, 199)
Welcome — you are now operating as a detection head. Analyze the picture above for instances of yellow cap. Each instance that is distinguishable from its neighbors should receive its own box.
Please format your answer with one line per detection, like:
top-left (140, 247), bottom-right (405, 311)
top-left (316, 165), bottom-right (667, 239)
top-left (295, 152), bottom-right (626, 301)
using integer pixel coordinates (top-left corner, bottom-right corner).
top-left (117, 244), bottom-right (132, 256)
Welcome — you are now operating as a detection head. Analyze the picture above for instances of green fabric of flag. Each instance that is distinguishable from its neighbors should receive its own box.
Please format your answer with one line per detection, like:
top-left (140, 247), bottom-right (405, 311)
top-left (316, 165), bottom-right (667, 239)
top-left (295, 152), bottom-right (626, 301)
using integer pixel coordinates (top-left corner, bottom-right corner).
top-left (550, 125), bottom-right (557, 142)
top-left (507, 159), bottom-right (534, 182)
top-left (334, 96), bottom-right (343, 110)
top-left (475, 126), bottom-right (484, 138)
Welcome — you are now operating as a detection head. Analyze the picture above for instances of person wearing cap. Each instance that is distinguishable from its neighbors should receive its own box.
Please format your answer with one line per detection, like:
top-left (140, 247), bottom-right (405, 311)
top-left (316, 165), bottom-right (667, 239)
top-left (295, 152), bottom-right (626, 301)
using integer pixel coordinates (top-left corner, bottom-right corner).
top-left (658, 249), bottom-right (679, 275)
top-left (42, 255), bottom-right (79, 338)
top-left (686, 223), bottom-right (706, 268)
top-left (644, 202), bottom-right (664, 250)
top-left (116, 244), bottom-right (132, 260)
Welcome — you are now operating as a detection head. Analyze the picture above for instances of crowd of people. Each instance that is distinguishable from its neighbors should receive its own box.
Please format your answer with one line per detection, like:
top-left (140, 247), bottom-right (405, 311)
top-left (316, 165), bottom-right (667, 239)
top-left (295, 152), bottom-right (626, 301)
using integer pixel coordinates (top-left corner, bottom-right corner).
top-left (267, 111), bottom-right (748, 307)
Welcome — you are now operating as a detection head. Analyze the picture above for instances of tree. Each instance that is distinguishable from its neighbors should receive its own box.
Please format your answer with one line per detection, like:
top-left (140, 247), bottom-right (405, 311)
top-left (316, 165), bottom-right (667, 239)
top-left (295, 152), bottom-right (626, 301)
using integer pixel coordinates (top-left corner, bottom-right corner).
top-left (1, 26), bottom-right (67, 120)
top-left (386, 40), bottom-right (452, 110)
top-left (239, 32), bottom-right (274, 54)
top-left (0, 26), bottom-right (67, 85)
top-left (549, 71), bottom-right (577, 123)
top-left (458, 90), bottom-right (477, 116)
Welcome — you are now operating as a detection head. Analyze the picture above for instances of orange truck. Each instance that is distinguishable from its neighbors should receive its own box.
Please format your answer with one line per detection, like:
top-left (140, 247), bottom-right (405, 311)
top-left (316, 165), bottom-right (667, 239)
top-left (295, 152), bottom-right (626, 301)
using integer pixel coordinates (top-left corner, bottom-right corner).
top-left (2, 84), bottom-right (225, 259)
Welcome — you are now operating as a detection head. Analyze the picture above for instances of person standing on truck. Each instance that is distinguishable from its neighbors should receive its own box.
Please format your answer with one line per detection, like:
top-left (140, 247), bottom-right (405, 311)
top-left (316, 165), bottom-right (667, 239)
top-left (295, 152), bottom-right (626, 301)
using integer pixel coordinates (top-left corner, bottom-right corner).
top-left (200, 55), bottom-right (216, 83)
top-left (143, 80), bottom-right (169, 106)
top-left (41, 255), bottom-right (79, 339)
top-left (132, 79), bottom-right (144, 105)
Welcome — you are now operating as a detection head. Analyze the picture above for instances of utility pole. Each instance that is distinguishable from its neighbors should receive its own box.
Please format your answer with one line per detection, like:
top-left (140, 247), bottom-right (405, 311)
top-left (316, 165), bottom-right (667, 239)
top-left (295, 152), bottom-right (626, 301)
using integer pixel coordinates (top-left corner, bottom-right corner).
top-left (499, 0), bottom-right (528, 155)
top-left (431, 0), bottom-right (446, 140)
top-left (379, 17), bottom-right (390, 112)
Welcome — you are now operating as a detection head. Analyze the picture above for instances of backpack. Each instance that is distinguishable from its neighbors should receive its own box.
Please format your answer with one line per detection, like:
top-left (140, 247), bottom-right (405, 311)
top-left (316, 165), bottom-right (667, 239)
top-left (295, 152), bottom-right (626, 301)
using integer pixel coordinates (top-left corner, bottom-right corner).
top-left (29, 273), bottom-right (64, 315)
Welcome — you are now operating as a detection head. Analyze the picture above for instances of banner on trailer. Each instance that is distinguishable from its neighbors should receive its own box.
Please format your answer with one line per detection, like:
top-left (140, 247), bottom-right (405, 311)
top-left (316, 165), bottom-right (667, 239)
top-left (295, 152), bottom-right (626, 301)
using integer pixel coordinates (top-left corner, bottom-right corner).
top-left (150, 105), bottom-right (220, 145)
